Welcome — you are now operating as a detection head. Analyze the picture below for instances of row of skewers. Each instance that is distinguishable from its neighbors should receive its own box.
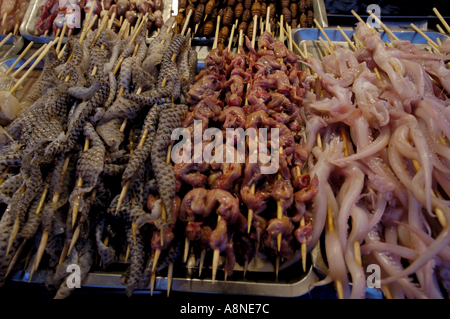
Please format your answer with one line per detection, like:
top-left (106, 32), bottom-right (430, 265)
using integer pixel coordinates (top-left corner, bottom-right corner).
top-left (34, 0), bottom-right (165, 38)
top-left (1, 3), bottom-right (450, 299)
top-left (174, 0), bottom-right (314, 41)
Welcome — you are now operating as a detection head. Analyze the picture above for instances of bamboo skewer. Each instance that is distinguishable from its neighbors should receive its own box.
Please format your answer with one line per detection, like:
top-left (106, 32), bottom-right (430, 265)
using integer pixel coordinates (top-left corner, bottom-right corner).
top-left (0, 32), bottom-right (12, 50)
top-left (5, 184), bottom-right (26, 256)
top-left (5, 41), bottom-right (34, 76)
top-left (11, 43), bottom-right (47, 78)
top-left (337, 26), bottom-right (356, 51)
top-left (314, 19), bottom-right (334, 50)
top-left (10, 39), bottom-right (57, 94)
top-left (410, 23), bottom-right (440, 52)
top-left (366, 11), bottom-right (399, 42)
top-left (56, 22), bottom-right (67, 54)
top-left (433, 8), bottom-right (450, 35)
top-left (278, 22), bottom-right (307, 59)
top-left (437, 24), bottom-right (446, 35)
top-left (113, 14), bottom-right (148, 76)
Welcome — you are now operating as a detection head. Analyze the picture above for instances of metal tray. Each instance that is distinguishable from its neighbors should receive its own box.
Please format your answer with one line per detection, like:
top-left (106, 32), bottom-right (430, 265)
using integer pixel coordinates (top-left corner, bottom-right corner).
top-left (19, 0), bottom-right (175, 44)
top-left (293, 27), bottom-right (450, 61)
top-left (0, 36), bottom-right (24, 65)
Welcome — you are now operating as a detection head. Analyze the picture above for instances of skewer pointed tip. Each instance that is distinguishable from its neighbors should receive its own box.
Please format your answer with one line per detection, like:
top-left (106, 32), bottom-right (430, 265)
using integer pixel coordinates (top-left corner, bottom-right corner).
top-left (212, 249), bottom-right (220, 283)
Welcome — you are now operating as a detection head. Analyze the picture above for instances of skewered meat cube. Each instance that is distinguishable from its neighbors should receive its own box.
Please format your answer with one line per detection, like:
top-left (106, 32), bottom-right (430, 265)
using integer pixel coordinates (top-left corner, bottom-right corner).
top-left (194, 3), bottom-right (205, 24)
top-left (218, 25), bottom-right (229, 44)
top-left (205, 0), bottom-right (215, 16)
top-left (223, 6), bottom-right (234, 26)
top-left (307, 9), bottom-right (313, 27)
top-left (260, 2), bottom-right (266, 18)
top-left (203, 20), bottom-right (214, 36)
top-left (179, 0), bottom-right (187, 11)
top-left (137, 0), bottom-right (153, 14)
top-left (290, 2), bottom-right (298, 18)
top-left (251, 1), bottom-right (261, 17)
top-left (116, 0), bottom-right (130, 16)
top-left (247, 19), bottom-right (256, 38)
top-left (291, 18), bottom-right (297, 28)
top-left (154, 9), bottom-right (163, 28)
top-left (238, 21), bottom-right (247, 35)
top-left (281, 0), bottom-right (289, 7)
top-left (299, 0), bottom-right (305, 13)
top-left (217, 7), bottom-right (224, 21)
top-left (299, 12), bottom-right (306, 28)
top-left (125, 10), bottom-right (138, 25)
top-left (282, 7), bottom-right (291, 25)
top-left (268, 3), bottom-right (275, 20)
top-left (186, 4), bottom-right (195, 16)
top-left (234, 2), bottom-right (243, 19)
top-left (242, 8), bottom-right (251, 22)
top-left (175, 12), bottom-right (184, 26)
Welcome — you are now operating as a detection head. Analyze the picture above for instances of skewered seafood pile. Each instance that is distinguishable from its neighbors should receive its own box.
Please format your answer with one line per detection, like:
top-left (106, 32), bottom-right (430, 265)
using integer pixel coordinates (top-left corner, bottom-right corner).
top-left (175, 0), bottom-right (315, 42)
top-left (34, 0), bottom-right (163, 37)
top-left (0, 0), bottom-right (31, 35)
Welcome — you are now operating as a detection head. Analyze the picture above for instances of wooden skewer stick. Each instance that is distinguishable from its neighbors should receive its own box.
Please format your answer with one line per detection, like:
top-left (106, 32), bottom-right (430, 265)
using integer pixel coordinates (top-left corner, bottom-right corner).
top-left (318, 36), bottom-right (332, 55)
top-left (13, 23), bottom-right (19, 36)
top-left (410, 23), bottom-right (440, 52)
top-left (5, 41), bottom-right (34, 76)
top-left (366, 11), bottom-right (399, 42)
top-left (433, 8), bottom-right (450, 35)
top-left (0, 32), bottom-right (13, 51)
top-left (278, 22), bottom-right (307, 59)
top-left (68, 189), bottom-right (97, 257)
top-left (10, 39), bottom-right (57, 94)
top-left (1, 13), bottom-right (7, 33)
top-left (251, 15), bottom-right (257, 51)
top-left (227, 23), bottom-right (236, 51)
top-left (11, 43), bottom-right (47, 78)
top-left (56, 22), bottom-right (67, 54)
top-left (337, 26), bottom-right (356, 51)
top-left (113, 13), bottom-right (149, 76)
top-left (211, 215), bottom-right (222, 283)
top-left (6, 184), bottom-right (26, 256)
top-left (437, 24), bottom-right (446, 35)
top-left (314, 19), bottom-right (334, 50)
